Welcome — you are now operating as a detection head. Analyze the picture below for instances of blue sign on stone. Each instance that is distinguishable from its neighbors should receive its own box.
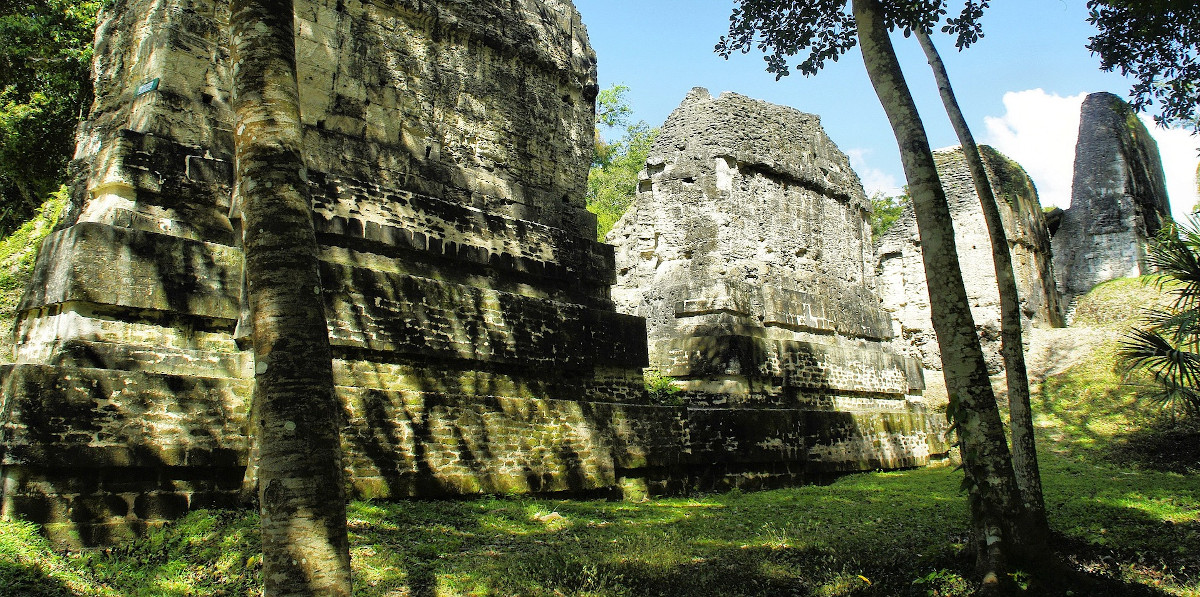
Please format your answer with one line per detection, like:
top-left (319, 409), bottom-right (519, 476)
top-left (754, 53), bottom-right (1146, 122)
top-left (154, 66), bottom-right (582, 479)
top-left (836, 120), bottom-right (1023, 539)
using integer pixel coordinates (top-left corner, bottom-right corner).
top-left (135, 78), bottom-right (160, 97)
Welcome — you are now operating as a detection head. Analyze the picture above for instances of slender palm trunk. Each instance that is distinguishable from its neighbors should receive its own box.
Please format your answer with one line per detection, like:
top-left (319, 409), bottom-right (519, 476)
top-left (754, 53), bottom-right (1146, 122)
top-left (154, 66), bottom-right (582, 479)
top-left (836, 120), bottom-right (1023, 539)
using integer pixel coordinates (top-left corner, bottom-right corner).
top-left (229, 1), bottom-right (352, 594)
top-left (851, 0), bottom-right (1029, 586)
top-left (915, 29), bottom-right (1049, 537)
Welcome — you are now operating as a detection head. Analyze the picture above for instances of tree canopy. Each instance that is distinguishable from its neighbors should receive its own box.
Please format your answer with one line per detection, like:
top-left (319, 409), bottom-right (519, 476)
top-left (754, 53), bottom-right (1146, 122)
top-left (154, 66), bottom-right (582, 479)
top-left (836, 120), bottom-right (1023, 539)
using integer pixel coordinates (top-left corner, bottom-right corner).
top-left (1087, 0), bottom-right (1200, 132)
top-left (715, 0), bottom-right (987, 80)
top-left (587, 84), bottom-right (657, 240)
top-left (0, 0), bottom-right (102, 235)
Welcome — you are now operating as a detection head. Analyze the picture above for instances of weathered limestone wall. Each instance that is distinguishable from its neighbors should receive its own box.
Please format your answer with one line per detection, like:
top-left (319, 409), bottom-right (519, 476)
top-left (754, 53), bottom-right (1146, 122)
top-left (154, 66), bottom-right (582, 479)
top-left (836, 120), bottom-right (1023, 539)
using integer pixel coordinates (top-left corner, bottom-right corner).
top-left (0, 1), bottom-right (949, 545)
top-left (1053, 92), bottom-right (1172, 300)
top-left (1, 0), bottom-right (660, 544)
top-left (608, 89), bottom-right (946, 475)
top-left (876, 146), bottom-right (1062, 372)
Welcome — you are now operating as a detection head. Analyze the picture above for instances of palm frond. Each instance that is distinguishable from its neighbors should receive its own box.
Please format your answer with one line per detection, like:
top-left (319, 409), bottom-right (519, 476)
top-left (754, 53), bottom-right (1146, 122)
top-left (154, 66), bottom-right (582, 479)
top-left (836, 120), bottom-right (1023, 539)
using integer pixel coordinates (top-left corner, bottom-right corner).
top-left (1122, 218), bottom-right (1200, 417)
top-left (1119, 328), bottom-right (1200, 389)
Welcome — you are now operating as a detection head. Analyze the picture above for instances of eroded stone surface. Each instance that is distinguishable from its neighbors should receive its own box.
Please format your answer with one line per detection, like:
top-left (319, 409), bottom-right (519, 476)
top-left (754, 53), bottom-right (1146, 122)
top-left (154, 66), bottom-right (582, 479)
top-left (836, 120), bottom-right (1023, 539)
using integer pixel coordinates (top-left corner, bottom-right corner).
top-left (876, 145), bottom-right (1063, 372)
top-left (2, 7), bottom-right (954, 543)
top-left (1, 0), bottom-right (656, 543)
top-left (607, 89), bottom-right (945, 473)
top-left (1052, 92), bottom-right (1172, 301)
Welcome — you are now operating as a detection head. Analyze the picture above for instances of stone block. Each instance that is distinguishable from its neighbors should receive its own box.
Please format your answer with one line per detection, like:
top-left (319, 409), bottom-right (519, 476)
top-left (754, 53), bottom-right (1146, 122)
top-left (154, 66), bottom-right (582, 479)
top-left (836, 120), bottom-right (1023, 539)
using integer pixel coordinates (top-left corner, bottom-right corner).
top-left (133, 492), bottom-right (189, 520)
top-left (18, 222), bottom-right (241, 320)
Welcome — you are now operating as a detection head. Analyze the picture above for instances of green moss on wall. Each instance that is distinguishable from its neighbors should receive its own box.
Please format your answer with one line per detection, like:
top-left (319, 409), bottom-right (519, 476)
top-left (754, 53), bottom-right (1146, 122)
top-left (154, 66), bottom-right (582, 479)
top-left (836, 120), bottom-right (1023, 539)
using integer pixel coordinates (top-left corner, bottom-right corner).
top-left (979, 145), bottom-right (1034, 207)
top-left (0, 185), bottom-right (68, 361)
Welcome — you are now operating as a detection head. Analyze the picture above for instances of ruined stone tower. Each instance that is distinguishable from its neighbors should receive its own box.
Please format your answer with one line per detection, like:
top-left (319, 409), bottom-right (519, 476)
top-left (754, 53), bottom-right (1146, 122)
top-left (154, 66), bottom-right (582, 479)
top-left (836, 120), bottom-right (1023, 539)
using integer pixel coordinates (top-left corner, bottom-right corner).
top-left (1053, 92), bottom-right (1172, 301)
top-left (608, 89), bottom-right (945, 475)
top-left (877, 146), bottom-right (1063, 372)
top-left (1, 0), bottom-right (660, 543)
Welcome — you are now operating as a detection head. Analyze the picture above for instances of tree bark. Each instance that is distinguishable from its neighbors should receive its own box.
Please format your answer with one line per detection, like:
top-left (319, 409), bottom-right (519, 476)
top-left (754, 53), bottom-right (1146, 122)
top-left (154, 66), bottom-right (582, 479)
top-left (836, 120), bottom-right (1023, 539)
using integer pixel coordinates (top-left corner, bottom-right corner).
top-left (851, 0), bottom-right (1030, 585)
top-left (915, 28), bottom-right (1049, 538)
top-left (229, 1), bottom-right (353, 595)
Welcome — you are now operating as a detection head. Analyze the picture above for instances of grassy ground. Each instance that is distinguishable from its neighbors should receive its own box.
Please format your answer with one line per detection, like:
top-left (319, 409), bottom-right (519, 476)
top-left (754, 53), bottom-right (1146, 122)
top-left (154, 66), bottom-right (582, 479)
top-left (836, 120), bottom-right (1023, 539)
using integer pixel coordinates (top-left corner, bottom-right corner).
top-left (0, 221), bottom-right (1196, 595)
top-left (2, 338), bottom-right (1196, 596)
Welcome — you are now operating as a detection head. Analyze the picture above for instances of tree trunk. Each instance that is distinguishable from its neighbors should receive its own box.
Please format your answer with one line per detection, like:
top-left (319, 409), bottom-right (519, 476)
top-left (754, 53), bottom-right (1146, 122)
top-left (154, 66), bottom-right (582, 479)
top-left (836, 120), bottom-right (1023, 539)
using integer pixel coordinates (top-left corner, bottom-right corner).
top-left (915, 28), bottom-right (1049, 538)
top-left (229, 1), bottom-right (353, 594)
top-left (851, 0), bottom-right (1030, 586)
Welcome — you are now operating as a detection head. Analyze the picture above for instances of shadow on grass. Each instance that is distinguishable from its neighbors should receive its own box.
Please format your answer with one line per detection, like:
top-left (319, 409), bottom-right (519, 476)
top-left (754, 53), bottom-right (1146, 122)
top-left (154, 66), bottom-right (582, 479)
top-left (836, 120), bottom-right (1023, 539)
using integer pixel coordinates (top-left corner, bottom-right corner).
top-left (4, 463), bottom-right (1191, 596)
top-left (340, 468), bottom-right (1187, 597)
top-left (0, 561), bottom-right (75, 597)
top-left (1105, 418), bottom-right (1200, 474)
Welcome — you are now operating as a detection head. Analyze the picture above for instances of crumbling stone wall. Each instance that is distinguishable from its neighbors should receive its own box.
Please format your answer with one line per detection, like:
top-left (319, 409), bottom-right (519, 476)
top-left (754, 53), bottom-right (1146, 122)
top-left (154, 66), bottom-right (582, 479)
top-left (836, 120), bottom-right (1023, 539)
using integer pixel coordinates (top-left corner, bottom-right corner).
top-left (0, 1), bottom-right (950, 545)
top-left (608, 89), bottom-right (946, 477)
top-left (876, 146), bottom-right (1062, 372)
top-left (1, 0), bottom-right (657, 544)
top-left (1053, 92), bottom-right (1172, 301)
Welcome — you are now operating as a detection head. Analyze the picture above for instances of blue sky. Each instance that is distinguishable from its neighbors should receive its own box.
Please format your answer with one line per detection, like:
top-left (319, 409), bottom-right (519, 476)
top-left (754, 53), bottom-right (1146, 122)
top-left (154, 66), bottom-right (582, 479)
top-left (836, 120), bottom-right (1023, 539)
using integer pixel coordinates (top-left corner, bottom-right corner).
top-left (573, 0), bottom-right (1199, 219)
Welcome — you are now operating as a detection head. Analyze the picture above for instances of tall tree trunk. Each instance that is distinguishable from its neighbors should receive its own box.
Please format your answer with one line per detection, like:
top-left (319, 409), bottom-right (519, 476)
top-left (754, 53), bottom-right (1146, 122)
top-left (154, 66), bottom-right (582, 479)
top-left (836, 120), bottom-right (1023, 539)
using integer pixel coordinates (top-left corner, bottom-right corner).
top-left (915, 28), bottom-right (1049, 538)
top-left (851, 0), bottom-right (1030, 587)
top-left (229, 1), bottom-right (353, 595)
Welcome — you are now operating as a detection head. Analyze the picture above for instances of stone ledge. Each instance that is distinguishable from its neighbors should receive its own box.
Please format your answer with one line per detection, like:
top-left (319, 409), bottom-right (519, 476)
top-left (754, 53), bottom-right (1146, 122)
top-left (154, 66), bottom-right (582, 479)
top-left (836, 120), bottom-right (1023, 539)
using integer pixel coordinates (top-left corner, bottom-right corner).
top-left (659, 335), bottom-right (923, 395)
top-left (0, 365), bottom-right (251, 469)
top-left (321, 261), bottom-right (647, 369)
top-left (17, 222), bottom-right (242, 319)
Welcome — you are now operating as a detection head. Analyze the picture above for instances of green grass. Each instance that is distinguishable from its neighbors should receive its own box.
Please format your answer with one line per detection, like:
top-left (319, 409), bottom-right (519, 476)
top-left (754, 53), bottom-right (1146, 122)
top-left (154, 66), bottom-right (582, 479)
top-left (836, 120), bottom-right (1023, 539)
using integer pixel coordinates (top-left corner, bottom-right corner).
top-left (1071, 276), bottom-right (1176, 330)
top-left (3, 413), bottom-right (1196, 597)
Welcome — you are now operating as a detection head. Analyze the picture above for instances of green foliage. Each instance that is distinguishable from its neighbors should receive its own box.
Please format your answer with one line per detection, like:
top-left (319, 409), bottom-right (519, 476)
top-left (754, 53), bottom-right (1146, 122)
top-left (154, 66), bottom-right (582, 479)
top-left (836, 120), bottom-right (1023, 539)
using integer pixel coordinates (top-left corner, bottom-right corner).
top-left (912, 568), bottom-right (972, 596)
top-left (644, 370), bottom-right (683, 405)
top-left (0, 0), bottom-right (101, 236)
top-left (587, 84), bottom-right (658, 240)
top-left (1119, 219), bottom-right (1200, 414)
top-left (0, 185), bottom-right (67, 361)
top-left (870, 191), bottom-right (909, 241)
top-left (716, 1), bottom-right (989, 80)
top-left (1087, 0), bottom-right (1200, 133)
top-left (595, 84), bottom-right (633, 131)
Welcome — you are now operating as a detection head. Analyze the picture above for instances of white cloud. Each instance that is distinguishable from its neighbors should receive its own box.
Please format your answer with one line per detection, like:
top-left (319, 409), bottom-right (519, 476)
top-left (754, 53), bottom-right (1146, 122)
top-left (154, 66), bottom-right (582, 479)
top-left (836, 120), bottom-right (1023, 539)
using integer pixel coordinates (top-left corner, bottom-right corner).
top-left (847, 147), bottom-right (904, 198)
top-left (982, 89), bottom-right (1086, 211)
top-left (1141, 116), bottom-right (1200, 220)
top-left (983, 89), bottom-right (1200, 221)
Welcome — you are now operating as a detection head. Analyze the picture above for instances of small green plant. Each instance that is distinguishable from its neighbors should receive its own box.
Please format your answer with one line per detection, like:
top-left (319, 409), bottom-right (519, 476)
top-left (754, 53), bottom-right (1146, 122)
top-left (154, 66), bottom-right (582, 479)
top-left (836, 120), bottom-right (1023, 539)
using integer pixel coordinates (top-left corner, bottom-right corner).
top-left (644, 370), bottom-right (683, 405)
top-left (0, 185), bottom-right (68, 361)
top-left (912, 568), bottom-right (972, 596)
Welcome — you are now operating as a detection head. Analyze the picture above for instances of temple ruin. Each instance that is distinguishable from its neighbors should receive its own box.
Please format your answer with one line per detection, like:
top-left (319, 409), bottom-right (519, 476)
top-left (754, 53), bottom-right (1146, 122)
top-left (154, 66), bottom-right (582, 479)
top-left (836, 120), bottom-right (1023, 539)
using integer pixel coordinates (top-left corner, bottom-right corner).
top-left (0, 1), bottom-right (950, 545)
top-left (1, 0), bottom-right (661, 544)
top-left (1053, 92), bottom-right (1172, 301)
top-left (608, 89), bottom-right (945, 476)
top-left (876, 146), bottom-right (1063, 372)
